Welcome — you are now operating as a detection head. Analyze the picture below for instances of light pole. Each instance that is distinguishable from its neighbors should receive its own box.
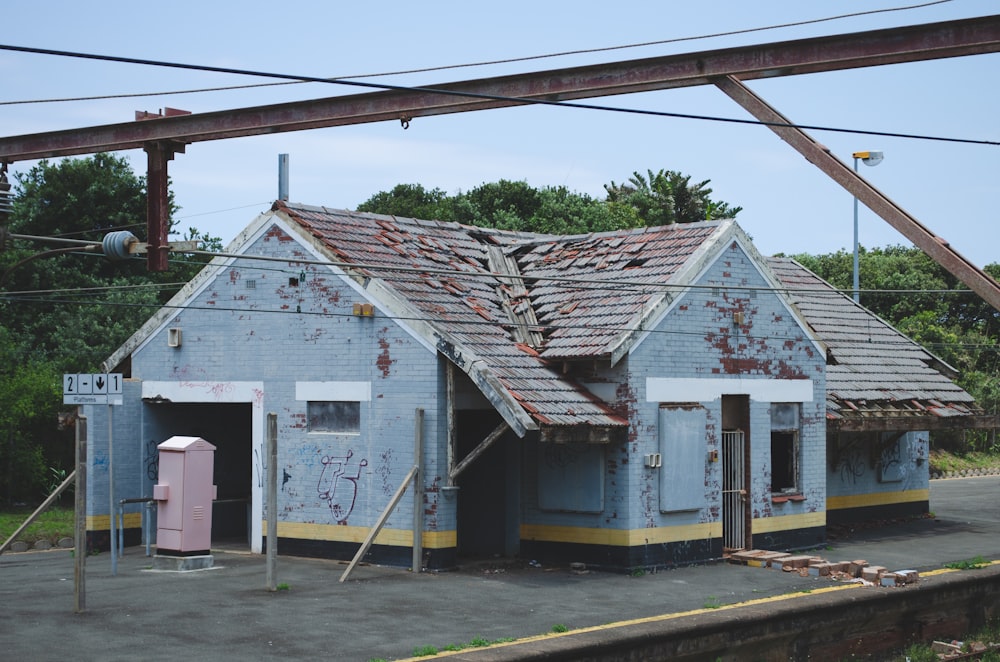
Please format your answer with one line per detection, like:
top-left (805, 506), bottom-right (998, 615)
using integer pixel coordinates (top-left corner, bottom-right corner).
top-left (852, 150), bottom-right (884, 303)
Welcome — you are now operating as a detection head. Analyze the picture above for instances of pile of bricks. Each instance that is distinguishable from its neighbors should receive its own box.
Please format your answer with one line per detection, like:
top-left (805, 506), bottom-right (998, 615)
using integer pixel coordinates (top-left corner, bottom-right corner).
top-left (728, 549), bottom-right (920, 587)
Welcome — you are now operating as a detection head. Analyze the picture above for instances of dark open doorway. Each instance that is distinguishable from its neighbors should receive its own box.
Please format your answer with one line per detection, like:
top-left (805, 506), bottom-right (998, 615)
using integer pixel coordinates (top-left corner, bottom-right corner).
top-left (144, 402), bottom-right (252, 547)
top-left (455, 410), bottom-right (519, 559)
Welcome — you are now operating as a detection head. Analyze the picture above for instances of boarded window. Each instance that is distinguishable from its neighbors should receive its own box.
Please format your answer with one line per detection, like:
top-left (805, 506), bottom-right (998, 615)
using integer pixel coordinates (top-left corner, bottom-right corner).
top-left (658, 406), bottom-right (706, 512)
top-left (307, 401), bottom-right (360, 434)
top-left (770, 403), bottom-right (800, 494)
top-left (537, 443), bottom-right (604, 513)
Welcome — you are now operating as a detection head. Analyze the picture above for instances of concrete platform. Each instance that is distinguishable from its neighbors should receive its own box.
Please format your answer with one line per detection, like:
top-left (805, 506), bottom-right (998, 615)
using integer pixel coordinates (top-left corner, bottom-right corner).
top-left (1, 476), bottom-right (999, 662)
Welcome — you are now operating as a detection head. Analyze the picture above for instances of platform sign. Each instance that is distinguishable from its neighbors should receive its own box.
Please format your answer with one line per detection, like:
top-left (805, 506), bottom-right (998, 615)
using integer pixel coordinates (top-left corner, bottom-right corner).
top-left (63, 373), bottom-right (123, 405)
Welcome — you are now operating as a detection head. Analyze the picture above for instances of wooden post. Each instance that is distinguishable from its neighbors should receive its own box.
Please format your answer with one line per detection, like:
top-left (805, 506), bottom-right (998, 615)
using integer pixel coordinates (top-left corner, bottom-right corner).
top-left (74, 413), bottom-right (87, 613)
top-left (446, 362), bottom-right (456, 486)
top-left (266, 412), bottom-right (278, 591)
top-left (412, 408), bottom-right (424, 574)
top-left (339, 466), bottom-right (417, 583)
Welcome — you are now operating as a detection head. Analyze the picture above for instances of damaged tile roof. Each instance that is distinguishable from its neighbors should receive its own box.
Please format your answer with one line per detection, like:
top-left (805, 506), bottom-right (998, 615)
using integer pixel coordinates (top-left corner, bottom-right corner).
top-left (279, 202), bottom-right (647, 440)
top-left (516, 222), bottom-right (722, 361)
top-left (767, 257), bottom-right (983, 429)
top-left (274, 202), bottom-right (983, 436)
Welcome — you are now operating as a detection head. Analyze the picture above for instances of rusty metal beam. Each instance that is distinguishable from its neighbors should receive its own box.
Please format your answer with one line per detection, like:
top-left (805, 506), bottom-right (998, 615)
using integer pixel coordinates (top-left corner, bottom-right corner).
top-left (1, 15), bottom-right (999, 162)
top-left (714, 75), bottom-right (1000, 312)
top-left (143, 141), bottom-right (184, 271)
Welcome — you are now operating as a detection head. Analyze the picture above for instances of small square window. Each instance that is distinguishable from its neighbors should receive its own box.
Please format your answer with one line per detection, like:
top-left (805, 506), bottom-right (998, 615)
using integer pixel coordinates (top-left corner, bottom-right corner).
top-left (307, 401), bottom-right (360, 433)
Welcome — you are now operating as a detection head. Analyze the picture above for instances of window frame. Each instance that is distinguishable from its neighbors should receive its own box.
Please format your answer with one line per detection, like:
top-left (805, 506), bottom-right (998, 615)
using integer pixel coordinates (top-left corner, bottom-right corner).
top-left (770, 403), bottom-right (801, 497)
top-left (306, 400), bottom-right (362, 435)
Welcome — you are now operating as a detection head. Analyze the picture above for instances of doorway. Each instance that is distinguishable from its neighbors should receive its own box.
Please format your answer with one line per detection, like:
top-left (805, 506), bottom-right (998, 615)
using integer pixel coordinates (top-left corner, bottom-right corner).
top-left (144, 402), bottom-right (253, 548)
top-left (721, 395), bottom-right (750, 552)
top-left (455, 410), bottom-right (519, 559)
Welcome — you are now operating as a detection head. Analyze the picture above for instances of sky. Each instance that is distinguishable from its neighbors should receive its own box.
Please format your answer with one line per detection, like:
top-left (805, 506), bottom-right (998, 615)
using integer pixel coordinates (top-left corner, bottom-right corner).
top-left (2, 0), bottom-right (998, 268)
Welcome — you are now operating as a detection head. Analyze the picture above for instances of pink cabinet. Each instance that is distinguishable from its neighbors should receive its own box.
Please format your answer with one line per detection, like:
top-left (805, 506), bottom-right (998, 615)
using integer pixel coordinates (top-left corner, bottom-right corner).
top-left (153, 436), bottom-right (217, 555)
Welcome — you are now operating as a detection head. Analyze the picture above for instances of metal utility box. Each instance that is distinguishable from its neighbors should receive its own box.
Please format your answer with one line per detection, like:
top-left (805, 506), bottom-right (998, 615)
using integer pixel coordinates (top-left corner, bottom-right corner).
top-left (153, 436), bottom-right (217, 555)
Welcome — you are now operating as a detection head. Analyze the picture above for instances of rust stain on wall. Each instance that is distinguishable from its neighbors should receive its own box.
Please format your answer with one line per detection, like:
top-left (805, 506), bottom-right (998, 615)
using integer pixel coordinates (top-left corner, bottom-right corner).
top-left (376, 327), bottom-right (396, 378)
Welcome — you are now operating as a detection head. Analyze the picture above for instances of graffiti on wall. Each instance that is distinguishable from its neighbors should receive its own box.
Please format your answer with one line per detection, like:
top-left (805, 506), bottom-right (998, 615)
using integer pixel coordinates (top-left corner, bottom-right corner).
top-left (145, 438), bottom-right (160, 481)
top-left (835, 447), bottom-right (866, 485)
top-left (317, 450), bottom-right (368, 524)
top-left (376, 449), bottom-right (394, 497)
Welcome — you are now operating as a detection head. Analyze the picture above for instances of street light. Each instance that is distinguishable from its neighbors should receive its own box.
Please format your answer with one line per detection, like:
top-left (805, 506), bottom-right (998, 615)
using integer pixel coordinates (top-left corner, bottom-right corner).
top-left (852, 150), bottom-right (884, 303)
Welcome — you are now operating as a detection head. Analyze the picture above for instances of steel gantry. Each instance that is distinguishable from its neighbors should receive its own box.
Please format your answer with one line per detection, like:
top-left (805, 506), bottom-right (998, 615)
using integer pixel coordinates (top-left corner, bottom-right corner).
top-left (1, 14), bottom-right (999, 310)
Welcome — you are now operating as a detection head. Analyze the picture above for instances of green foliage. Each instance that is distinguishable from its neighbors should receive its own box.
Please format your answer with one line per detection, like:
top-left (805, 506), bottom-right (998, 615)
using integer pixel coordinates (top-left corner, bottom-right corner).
top-left (703, 595), bottom-right (722, 609)
top-left (355, 168), bottom-right (739, 235)
top-left (944, 555), bottom-right (988, 570)
top-left (899, 642), bottom-right (940, 662)
top-left (551, 624), bottom-right (569, 633)
top-left (412, 644), bottom-right (438, 656)
top-left (0, 505), bottom-right (74, 545)
top-left (0, 155), bottom-right (217, 502)
top-left (604, 169), bottom-right (741, 226)
top-left (356, 183), bottom-right (454, 221)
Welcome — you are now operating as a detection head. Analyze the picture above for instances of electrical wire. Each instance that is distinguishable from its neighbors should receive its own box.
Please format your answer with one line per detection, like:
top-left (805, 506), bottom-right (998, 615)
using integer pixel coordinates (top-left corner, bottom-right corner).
top-left (3, 231), bottom-right (993, 299)
top-left (1, 34), bottom-right (997, 148)
top-left (0, 1), bottom-right (955, 106)
top-left (2, 290), bottom-right (995, 354)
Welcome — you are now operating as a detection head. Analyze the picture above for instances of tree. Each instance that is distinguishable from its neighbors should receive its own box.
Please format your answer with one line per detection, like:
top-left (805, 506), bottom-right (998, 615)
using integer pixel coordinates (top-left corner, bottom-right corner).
top-left (0, 154), bottom-right (219, 501)
top-left (356, 183), bottom-right (454, 221)
top-left (604, 169), bottom-right (741, 225)
top-left (356, 168), bottom-right (739, 234)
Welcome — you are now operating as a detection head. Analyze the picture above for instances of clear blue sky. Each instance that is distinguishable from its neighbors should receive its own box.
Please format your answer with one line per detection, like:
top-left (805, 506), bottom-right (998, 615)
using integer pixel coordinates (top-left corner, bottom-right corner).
top-left (3, 0), bottom-right (998, 267)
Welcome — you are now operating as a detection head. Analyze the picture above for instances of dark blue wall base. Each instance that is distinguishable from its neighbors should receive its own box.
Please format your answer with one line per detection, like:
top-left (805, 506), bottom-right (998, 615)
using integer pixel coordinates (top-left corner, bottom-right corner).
top-left (827, 500), bottom-right (928, 526)
top-left (277, 537), bottom-right (456, 570)
top-left (520, 537), bottom-right (725, 573)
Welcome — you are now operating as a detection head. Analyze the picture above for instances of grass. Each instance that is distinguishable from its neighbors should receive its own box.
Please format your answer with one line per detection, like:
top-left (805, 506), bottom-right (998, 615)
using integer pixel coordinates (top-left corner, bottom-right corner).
top-left (0, 505), bottom-right (75, 546)
top-left (944, 555), bottom-right (989, 570)
top-left (703, 595), bottom-right (722, 609)
top-left (929, 449), bottom-right (1000, 474)
top-left (415, 635), bottom-right (519, 656)
top-left (888, 618), bottom-right (1000, 661)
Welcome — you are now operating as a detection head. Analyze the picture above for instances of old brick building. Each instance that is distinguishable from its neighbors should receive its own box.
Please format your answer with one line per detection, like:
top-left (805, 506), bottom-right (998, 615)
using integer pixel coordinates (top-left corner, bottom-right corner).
top-left (81, 202), bottom-right (986, 571)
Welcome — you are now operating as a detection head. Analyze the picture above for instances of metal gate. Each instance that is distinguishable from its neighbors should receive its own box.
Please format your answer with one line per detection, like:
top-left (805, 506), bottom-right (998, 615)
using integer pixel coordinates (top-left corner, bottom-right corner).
top-left (722, 430), bottom-right (747, 552)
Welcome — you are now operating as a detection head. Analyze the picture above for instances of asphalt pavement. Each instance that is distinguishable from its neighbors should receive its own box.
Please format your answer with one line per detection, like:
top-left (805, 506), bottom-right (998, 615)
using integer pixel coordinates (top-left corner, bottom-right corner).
top-left (3, 475), bottom-right (1000, 662)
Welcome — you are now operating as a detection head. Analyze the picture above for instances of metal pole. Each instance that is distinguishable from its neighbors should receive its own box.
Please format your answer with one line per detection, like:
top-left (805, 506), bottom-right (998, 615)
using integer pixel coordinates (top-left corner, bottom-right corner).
top-left (278, 154), bottom-right (289, 201)
top-left (853, 156), bottom-right (860, 303)
top-left (265, 412), bottom-right (278, 591)
top-left (108, 404), bottom-right (116, 576)
top-left (75, 413), bottom-right (87, 613)
top-left (412, 408), bottom-right (423, 574)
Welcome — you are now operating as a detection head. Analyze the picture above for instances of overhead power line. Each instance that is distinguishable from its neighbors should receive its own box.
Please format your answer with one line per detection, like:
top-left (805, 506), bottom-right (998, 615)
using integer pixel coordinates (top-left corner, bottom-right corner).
top-left (0, 0), bottom-right (955, 106)
top-left (3, 289), bottom-right (995, 355)
top-left (3, 231), bottom-right (992, 300)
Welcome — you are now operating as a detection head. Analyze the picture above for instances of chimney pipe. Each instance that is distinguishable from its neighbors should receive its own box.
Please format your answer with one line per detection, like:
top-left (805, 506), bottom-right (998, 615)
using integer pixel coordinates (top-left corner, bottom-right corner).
top-left (278, 154), bottom-right (289, 201)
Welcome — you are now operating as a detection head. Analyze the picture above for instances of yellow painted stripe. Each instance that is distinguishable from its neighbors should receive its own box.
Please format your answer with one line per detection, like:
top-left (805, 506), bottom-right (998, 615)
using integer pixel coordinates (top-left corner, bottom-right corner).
top-left (86, 513), bottom-right (143, 530)
top-left (522, 516), bottom-right (833, 546)
top-left (521, 522), bottom-right (722, 547)
top-left (752, 511), bottom-right (826, 534)
top-left (393, 582), bottom-right (863, 661)
top-left (826, 489), bottom-right (929, 511)
top-left (270, 521), bottom-right (455, 548)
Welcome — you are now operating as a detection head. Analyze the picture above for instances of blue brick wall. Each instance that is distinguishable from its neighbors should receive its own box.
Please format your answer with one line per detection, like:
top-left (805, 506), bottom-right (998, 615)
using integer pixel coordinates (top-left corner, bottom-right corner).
top-left (86, 220), bottom-right (449, 549)
top-left (827, 430), bottom-right (930, 498)
top-left (522, 238), bottom-right (827, 540)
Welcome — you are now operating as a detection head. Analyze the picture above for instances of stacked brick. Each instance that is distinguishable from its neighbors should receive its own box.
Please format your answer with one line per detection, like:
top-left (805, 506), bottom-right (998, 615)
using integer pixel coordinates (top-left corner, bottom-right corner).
top-left (728, 549), bottom-right (920, 586)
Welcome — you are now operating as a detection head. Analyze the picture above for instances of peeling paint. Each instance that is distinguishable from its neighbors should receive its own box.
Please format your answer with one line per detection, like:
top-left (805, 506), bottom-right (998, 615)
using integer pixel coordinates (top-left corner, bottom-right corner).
top-left (376, 328), bottom-right (396, 378)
